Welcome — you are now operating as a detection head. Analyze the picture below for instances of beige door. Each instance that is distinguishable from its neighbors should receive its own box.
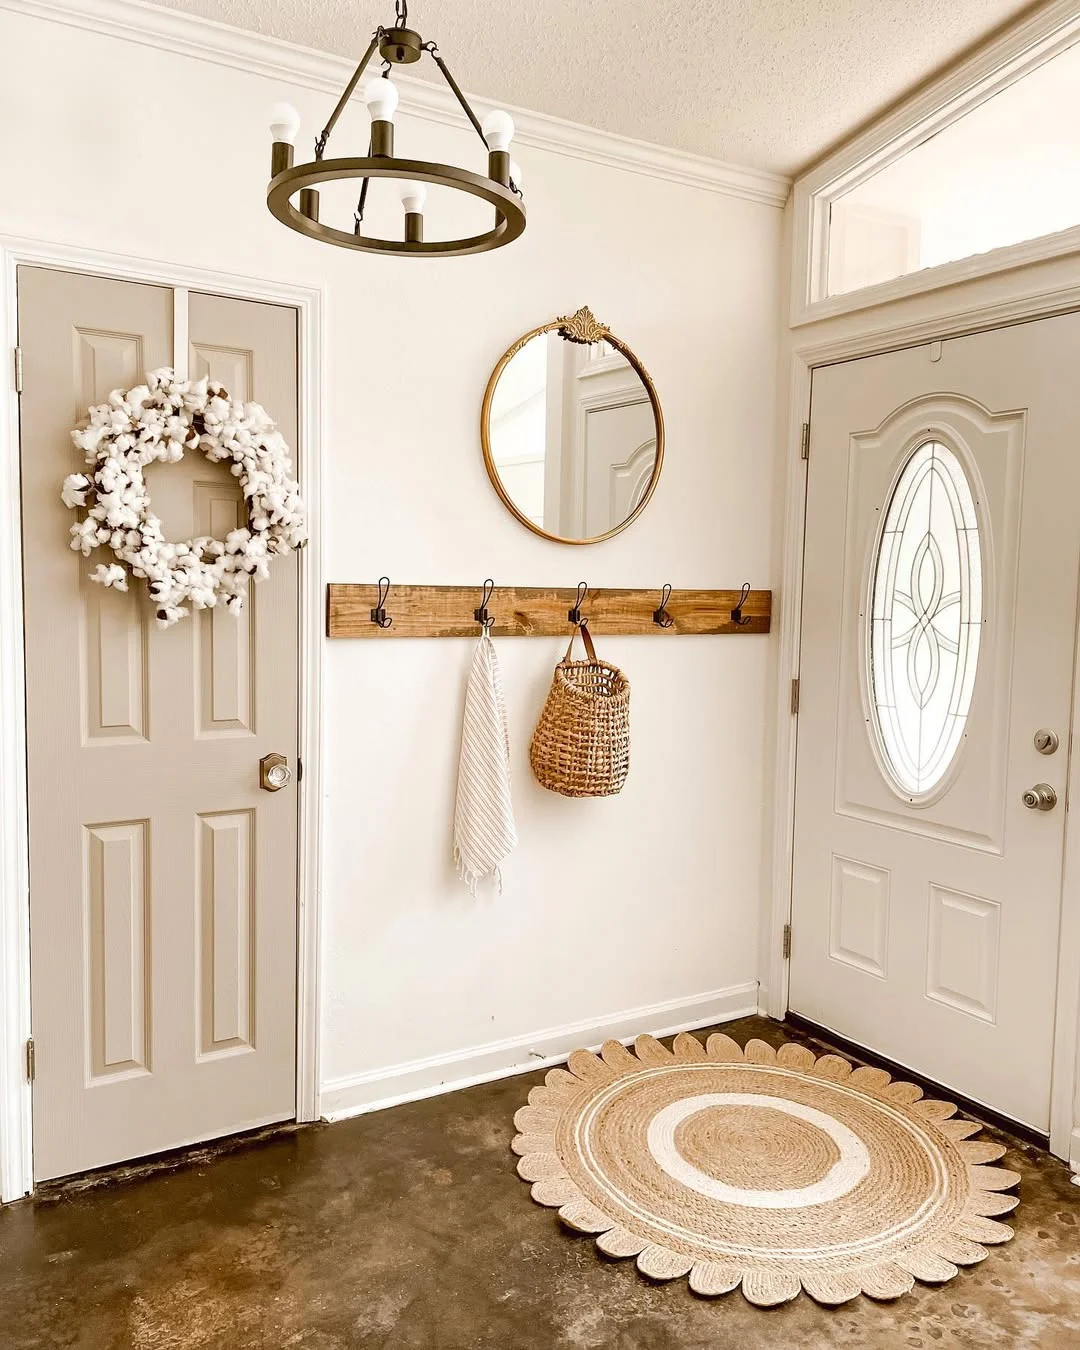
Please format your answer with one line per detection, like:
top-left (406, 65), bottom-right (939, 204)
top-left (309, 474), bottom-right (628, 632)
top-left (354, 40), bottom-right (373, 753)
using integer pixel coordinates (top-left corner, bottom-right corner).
top-left (790, 314), bottom-right (1080, 1133)
top-left (18, 268), bottom-right (301, 1182)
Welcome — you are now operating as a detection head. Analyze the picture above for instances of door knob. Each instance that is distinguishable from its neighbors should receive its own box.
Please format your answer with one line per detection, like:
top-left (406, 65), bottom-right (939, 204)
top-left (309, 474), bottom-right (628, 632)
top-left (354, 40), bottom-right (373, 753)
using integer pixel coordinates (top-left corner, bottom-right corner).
top-left (260, 752), bottom-right (292, 792)
top-left (1022, 783), bottom-right (1057, 811)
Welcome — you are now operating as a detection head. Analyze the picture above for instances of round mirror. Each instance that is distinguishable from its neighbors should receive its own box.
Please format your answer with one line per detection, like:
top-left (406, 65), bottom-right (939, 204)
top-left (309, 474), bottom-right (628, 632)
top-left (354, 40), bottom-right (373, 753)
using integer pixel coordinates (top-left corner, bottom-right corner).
top-left (481, 307), bottom-right (664, 544)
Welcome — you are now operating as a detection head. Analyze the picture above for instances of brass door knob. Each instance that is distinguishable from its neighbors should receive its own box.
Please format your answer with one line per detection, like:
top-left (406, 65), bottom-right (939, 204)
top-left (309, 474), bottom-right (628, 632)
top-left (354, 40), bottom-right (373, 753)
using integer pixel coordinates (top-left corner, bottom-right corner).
top-left (260, 753), bottom-right (292, 792)
top-left (1021, 783), bottom-right (1057, 811)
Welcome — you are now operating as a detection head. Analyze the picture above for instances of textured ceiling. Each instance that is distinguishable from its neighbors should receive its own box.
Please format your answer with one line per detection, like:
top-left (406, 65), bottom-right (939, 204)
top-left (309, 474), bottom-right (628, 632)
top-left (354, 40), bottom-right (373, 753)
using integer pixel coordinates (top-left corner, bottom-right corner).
top-left (155, 0), bottom-right (1035, 174)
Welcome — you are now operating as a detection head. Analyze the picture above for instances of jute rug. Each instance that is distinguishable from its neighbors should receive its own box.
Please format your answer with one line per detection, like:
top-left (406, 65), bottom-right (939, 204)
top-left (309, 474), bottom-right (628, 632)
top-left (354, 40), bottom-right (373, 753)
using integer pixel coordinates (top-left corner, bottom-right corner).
top-left (512, 1033), bottom-right (1019, 1306)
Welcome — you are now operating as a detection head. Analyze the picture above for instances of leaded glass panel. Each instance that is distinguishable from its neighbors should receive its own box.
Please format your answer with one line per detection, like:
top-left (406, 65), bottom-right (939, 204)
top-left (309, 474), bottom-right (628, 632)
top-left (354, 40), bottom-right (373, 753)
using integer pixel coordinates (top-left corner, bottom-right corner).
top-left (868, 440), bottom-right (982, 797)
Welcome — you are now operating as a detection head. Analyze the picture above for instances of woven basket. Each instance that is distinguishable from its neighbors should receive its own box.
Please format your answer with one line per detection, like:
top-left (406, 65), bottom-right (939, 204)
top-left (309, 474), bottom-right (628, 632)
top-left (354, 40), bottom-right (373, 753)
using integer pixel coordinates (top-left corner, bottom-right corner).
top-left (530, 624), bottom-right (630, 798)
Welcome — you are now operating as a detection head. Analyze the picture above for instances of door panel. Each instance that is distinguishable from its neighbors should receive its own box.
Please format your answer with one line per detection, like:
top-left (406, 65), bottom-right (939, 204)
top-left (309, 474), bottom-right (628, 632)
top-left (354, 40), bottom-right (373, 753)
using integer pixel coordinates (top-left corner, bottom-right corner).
top-left (790, 314), bottom-right (1080, 1132)
top-left (19, 268), bottom-right (300, 1181)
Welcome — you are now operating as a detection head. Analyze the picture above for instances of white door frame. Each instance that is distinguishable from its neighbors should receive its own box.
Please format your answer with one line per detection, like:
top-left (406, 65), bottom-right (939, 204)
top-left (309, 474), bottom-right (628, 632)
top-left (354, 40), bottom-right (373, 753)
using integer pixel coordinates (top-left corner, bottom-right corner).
top-left (765, 254), bottom-right (1080, 1167)
top-left (0, 236), bottom-right (326, 1200)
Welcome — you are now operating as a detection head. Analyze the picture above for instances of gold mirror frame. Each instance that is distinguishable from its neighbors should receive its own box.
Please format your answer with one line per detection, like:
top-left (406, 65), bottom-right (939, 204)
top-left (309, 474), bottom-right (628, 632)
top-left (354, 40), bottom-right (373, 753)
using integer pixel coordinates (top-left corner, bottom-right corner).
top-left (481, 306), bottom-right (665, 545)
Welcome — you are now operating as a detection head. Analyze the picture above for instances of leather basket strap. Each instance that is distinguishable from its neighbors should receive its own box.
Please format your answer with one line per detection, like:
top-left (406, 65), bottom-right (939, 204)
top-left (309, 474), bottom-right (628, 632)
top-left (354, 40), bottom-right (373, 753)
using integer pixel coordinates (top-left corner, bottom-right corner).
top-left (563, 621), bottom-right (599, 663)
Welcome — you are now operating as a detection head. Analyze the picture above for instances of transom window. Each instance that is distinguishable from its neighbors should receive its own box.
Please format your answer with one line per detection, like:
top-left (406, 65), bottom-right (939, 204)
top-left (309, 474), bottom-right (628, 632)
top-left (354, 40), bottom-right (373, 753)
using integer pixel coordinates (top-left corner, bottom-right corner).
top-left (868, 441), bottom-right (983, 798)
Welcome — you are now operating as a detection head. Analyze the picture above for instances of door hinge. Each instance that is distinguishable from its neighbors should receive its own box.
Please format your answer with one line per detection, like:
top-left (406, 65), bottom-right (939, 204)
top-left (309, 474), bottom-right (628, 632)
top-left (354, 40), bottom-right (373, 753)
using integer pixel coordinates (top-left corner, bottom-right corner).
top-left (800, 422), bottom-right (810, 460)
top-left (790, 677), bottom-right (800, 715)
top-left (782, 924), bottom-right (792, 960)
top-left (25, 1037), bottom-right (35, 1083)
top-left (14, 346), bottom-right (23, 394)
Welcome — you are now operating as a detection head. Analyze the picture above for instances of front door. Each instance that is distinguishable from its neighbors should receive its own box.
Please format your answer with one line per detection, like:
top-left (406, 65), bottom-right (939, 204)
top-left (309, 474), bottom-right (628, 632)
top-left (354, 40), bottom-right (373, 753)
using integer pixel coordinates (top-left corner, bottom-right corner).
top-left (790, 313), bottom-right (1080, 1133)
top-left (18, 268), bottom-right (301, 1181)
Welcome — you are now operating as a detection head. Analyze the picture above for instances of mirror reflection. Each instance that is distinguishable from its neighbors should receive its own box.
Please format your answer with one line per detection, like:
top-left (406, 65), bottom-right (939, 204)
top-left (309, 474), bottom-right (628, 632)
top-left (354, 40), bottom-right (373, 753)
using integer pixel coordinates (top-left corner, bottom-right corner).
top-left (483, 317), bottom-right (662, 543)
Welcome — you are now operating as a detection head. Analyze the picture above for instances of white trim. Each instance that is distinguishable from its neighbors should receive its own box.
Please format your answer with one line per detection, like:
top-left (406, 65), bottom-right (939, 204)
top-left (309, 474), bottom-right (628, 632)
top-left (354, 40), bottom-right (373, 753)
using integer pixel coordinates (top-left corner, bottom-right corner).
top-left (790, 0), bottom-right (1080, 323)
top-left (320, 982), bottom-right (760, 1121)
top-left (1052, 559), bottom-right (1080, 1163)
top-left (770, 252), bottom-right (1080, 1162)
top-left (0, 256), bottom-right (32, 1202)
top-left (294, 280), bottom-right (325, 1127)
top-left (761, 349), bottom-right (810, 1020)
top-left (1, 0), bottom-right (790, 209)
top-left (0, 235), bottom-right (325, 1199)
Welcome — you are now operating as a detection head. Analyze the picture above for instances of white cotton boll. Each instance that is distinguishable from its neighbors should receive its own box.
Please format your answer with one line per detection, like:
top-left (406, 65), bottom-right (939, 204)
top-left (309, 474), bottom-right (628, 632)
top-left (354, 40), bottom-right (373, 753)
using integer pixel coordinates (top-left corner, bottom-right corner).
top-left (69, 522), bottom-right (92, 555)
top-left (89, 563), bottom-right (128, 591)
top-left (61, 474), bottom-right (91, 508)
top-left (72, 425), bottom-right (106, 455)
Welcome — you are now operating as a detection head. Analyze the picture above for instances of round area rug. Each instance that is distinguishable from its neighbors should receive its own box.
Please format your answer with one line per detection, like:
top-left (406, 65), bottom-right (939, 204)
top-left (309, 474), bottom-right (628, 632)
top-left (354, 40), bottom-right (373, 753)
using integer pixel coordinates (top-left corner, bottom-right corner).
top-left (511, 1033), bottom-right (1019, 1306)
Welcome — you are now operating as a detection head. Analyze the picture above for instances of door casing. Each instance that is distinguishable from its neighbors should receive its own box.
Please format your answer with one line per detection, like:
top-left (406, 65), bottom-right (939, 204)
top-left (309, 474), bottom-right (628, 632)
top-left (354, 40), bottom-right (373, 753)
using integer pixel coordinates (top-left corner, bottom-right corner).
top-left (0, 236), bottom-right (326, 1200)
top-left (768, 254), bottom-right (1080, 1169)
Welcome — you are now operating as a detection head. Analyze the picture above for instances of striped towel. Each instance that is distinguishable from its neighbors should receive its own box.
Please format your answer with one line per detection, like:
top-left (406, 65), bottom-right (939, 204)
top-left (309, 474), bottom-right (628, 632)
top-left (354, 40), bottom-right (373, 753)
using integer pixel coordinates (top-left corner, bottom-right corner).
top-left (454, 629), bottom-right (518, 893)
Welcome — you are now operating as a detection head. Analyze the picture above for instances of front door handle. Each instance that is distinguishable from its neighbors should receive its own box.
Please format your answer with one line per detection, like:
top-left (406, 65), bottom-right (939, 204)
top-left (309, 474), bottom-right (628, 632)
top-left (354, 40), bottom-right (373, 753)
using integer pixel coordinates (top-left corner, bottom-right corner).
top-left (1022, 782), bottom-right (1057, 811)
top-left (260, 753), bottom-right (293, 792)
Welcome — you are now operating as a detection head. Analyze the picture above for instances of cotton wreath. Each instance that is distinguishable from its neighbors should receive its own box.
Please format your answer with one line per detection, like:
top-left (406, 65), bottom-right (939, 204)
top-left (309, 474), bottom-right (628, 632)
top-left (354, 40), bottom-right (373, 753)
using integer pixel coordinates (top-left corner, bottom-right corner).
top-left (63, 368), bottom-right (306, 627)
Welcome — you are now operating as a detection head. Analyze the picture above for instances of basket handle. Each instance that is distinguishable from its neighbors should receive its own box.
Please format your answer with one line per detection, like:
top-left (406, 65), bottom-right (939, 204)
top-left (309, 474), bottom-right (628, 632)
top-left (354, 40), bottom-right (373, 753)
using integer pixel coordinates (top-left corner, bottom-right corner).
top-left (564, 621), bottom-right (599, 663)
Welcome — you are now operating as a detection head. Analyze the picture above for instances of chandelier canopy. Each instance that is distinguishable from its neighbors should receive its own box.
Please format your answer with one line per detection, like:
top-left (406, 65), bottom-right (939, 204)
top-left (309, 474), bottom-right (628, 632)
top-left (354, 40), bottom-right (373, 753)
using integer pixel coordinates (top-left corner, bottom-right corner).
top-left (266, 1), bottom-right (526, 258)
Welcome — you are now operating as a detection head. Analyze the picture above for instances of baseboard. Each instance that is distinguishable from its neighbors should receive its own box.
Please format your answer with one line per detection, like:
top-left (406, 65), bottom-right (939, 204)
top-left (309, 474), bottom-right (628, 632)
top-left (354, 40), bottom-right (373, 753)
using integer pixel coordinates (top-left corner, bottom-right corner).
top-left (1070, 1126), bottom-right (1080, 1179)
top-left (319, 982), bottom-right (759, 1122)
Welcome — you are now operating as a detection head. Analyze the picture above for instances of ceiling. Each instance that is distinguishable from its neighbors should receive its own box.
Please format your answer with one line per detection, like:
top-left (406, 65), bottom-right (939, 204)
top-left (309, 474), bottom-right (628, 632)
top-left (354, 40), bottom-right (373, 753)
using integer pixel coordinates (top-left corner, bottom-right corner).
top-left (156, 0), bottom-right (1037, 175)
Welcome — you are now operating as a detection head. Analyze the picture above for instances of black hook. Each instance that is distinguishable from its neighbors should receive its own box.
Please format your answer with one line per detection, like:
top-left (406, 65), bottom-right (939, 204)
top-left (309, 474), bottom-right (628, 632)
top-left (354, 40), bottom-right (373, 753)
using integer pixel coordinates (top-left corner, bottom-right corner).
top-left (731, 581), bottom-right (752, 627)
top-left (568, 581), bottom-right (589, 625)
top-left (474, 577), bottom-right (495, 629)
top-left (653, 582), bottom-right (675, 629)
top-left (371, 576), bottom-right (393, 629)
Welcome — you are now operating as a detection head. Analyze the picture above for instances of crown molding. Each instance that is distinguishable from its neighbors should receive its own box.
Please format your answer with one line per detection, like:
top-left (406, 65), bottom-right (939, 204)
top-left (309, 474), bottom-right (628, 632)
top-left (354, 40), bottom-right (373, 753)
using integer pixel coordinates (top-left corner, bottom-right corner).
top-left (3, 0), bottom-right (791, 208)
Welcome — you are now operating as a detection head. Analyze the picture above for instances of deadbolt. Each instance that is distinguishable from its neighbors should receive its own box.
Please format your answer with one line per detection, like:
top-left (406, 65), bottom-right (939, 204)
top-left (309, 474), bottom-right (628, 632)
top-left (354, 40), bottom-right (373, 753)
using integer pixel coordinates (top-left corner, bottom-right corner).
top-left (1034, 728), bottom-right (1059, 755)
top-left (260, 752), bottom-right (292, 792)
top-left (1021, 783), bottom-right (1057, 812)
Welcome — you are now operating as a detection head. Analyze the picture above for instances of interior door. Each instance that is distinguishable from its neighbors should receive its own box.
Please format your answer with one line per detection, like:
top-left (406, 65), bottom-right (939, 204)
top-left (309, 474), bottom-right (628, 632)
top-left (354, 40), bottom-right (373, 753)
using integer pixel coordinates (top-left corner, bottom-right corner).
top-left (18, 268), bottom-right (300, 1181)
top-left (790, 313), bottom-right (1080, 1134)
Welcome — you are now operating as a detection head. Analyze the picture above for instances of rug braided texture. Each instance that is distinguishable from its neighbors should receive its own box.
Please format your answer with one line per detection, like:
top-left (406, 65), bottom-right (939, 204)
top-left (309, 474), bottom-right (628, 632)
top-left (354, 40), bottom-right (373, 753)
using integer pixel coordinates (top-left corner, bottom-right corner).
top-left (512, 1033), bottom-right (1019, 1306)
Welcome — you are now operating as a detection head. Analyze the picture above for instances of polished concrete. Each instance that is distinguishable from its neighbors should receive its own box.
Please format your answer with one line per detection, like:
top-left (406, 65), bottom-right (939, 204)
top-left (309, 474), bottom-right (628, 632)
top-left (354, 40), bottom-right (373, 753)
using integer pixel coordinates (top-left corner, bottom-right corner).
top-left (2, 1017), bottom-right (1077, 1349)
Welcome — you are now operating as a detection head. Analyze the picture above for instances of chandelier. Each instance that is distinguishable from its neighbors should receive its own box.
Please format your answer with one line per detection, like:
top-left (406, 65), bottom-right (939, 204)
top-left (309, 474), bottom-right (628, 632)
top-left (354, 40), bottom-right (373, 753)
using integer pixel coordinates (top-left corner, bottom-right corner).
top-left (266, 1), bottom-right (526, 257)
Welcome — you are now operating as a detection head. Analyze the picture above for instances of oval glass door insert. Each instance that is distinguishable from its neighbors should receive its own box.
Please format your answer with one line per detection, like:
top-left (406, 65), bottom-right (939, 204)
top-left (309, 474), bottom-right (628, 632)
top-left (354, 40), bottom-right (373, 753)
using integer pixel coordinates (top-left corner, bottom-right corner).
top-left (868, 440), bottom-right (983, 798)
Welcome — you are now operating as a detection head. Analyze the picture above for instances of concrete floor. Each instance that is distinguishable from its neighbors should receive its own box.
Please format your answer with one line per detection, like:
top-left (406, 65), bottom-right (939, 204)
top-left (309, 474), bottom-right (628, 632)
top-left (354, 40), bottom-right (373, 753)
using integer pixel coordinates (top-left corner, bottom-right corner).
top-left (1, 1016), bottom-right (1077, 1349)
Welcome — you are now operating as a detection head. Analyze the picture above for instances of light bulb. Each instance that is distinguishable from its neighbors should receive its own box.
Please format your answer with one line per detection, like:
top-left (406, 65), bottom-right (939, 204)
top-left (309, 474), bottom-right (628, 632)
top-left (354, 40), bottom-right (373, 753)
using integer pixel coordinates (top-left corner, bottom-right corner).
top-left (268, 102), bottom-right (301, 145)
top-left (399, 181), bottom-right (427, 214)
top-left (510, 159), bottom-right (523, 190)
top-left (482, 109), bottom-right (514, 152)
top-left (364, 78), bottom-right (399, 123)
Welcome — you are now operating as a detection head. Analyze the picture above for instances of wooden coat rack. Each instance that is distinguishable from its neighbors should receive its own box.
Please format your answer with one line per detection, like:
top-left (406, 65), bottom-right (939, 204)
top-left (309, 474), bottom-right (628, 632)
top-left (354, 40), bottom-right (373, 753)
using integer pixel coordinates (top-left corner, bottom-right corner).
top-left (326, 582), bottom-right (771, 638)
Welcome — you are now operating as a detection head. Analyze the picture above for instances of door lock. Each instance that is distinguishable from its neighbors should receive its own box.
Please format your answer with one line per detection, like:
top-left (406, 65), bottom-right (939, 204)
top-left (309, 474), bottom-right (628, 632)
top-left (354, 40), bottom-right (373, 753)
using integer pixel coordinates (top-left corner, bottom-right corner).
top-left (260, 753), bottom-right (292, 792)
top-left (1034, 728), bottom-right (1059, 755)
top-left (1021, 783), bottom-right (1057, 812)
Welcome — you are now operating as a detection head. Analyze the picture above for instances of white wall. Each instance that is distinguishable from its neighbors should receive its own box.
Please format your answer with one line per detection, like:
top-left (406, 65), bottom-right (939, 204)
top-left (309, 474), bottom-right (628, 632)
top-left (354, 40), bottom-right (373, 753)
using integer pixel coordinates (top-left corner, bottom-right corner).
top-left (0, 6), bottom-right (783, 1116)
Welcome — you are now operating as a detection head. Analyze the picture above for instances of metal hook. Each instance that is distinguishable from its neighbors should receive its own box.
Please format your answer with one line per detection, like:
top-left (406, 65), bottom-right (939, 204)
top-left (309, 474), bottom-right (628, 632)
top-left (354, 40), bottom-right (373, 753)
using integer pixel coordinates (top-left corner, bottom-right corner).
top-left (653, 582), bottom-right (675, 629)
top-left (731, 581), bottom-right (752, 627)
top-left (371, 576), bottom-right (393, 629)
top-left (568, 581), bottom-right (589, 625)
top-left (474, 577), bottom-right (495, 630)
